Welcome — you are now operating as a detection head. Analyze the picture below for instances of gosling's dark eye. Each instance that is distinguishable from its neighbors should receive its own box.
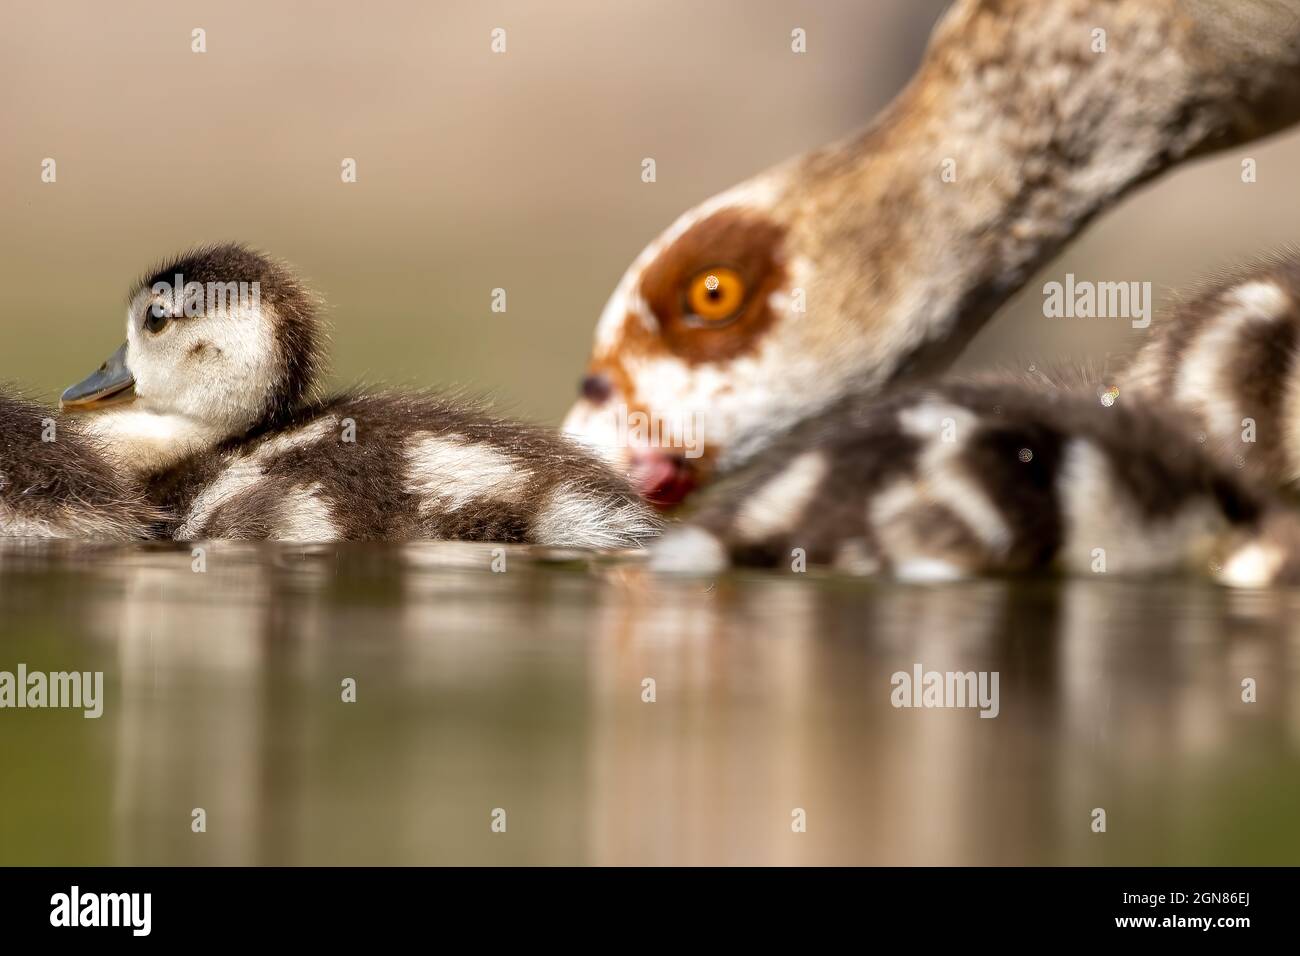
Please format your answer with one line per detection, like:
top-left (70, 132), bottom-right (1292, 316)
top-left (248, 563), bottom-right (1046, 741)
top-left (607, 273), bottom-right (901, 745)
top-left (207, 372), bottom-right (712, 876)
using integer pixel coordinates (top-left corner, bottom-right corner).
top-left (143, 303), bottom-right (171, 334)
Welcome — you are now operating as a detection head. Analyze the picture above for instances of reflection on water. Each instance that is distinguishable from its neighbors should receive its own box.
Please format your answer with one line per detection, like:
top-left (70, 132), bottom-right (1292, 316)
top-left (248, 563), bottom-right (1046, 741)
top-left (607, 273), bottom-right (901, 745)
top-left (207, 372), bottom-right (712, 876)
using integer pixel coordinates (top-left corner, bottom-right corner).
top-left (1, 539), bottom-right (1298, 865)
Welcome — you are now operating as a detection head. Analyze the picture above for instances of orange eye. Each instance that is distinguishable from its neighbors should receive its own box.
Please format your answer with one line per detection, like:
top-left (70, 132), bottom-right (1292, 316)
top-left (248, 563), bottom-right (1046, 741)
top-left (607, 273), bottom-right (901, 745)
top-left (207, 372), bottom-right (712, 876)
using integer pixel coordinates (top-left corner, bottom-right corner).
top-left (685, 267), bottom-right (745, 324)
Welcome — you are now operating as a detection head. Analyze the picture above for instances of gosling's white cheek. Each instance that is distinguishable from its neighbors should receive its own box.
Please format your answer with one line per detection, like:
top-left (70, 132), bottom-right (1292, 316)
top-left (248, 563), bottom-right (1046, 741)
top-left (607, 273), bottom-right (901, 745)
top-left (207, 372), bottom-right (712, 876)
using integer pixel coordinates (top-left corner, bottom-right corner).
top-left (128, 328), bottom-right (184, 410)
top-left (203, 306), bottom-right (263, 372)
top-left (131, 304), bottom-right (279, 431)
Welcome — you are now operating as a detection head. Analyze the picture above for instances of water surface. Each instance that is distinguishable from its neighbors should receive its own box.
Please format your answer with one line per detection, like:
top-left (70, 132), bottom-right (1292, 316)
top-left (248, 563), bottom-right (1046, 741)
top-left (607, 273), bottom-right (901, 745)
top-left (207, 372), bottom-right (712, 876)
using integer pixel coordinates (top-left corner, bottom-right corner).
top-left (1, 539), bottom-right (1297, 865)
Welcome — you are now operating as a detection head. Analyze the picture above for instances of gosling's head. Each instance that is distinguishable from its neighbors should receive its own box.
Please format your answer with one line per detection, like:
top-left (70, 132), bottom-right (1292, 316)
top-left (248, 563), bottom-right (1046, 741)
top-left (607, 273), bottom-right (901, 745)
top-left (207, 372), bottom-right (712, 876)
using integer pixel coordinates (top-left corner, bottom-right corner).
top-left (61, 244), bottom-right (325, 471)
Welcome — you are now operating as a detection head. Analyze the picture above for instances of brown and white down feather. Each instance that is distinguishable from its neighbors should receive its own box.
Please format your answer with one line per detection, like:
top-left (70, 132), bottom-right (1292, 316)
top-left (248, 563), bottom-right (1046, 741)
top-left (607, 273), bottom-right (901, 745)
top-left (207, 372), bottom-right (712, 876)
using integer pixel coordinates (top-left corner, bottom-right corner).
top-left (153, 391), bottom-right (660, 547)
top-left (1123, 250), bottom-right (1300, 492)
top-left (0, 392), bottom-right (160, 539)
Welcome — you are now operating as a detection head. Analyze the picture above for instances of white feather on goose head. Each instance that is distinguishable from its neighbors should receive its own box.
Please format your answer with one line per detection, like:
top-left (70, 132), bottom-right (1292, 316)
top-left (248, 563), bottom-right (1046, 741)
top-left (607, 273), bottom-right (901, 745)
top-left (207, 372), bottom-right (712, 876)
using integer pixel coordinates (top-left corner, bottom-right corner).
top-left (62, 244), bottom-right (326, 476)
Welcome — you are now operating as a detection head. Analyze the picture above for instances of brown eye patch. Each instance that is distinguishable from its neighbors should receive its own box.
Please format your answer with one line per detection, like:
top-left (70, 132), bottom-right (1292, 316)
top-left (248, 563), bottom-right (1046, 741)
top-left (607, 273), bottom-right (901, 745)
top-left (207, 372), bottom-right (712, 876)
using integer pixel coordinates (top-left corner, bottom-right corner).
top-left (635, 208), bottom-right (787, 364)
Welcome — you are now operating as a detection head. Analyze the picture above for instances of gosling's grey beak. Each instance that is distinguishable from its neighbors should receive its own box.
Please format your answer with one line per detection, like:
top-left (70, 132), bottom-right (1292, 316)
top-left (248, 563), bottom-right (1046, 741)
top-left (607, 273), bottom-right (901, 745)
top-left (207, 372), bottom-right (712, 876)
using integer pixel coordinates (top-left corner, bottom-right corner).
top-left (60, 342), bottom-right (136, 410)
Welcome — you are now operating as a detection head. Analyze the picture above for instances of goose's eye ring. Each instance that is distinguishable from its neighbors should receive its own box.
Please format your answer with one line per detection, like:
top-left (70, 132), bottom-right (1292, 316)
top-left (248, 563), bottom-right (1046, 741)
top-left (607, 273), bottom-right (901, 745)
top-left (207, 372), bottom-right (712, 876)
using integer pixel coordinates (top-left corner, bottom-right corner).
top-left (685, 267), bottom-right (745, 324)
top-left (143, 303), bottom-right (171, 334)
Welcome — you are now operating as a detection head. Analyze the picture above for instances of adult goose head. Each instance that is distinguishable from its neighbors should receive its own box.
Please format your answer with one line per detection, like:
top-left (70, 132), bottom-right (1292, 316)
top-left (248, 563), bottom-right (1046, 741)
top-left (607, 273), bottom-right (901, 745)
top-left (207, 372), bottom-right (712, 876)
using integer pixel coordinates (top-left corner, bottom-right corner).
top-left (563, 0), bottom-right (1300, 508)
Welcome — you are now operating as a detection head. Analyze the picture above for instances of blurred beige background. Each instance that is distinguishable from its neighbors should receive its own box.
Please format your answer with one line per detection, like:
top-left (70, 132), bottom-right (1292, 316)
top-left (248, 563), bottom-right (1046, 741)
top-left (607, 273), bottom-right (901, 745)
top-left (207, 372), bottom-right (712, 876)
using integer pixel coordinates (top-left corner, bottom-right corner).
top-left (3, 0), bottom-right (1299, 423)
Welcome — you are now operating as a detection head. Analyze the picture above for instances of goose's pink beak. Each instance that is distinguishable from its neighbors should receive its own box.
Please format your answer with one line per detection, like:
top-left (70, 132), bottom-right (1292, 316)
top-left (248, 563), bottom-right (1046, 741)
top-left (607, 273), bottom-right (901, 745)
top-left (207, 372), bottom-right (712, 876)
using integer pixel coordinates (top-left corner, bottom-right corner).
top-left (630, 450), bottom-right (697, 510)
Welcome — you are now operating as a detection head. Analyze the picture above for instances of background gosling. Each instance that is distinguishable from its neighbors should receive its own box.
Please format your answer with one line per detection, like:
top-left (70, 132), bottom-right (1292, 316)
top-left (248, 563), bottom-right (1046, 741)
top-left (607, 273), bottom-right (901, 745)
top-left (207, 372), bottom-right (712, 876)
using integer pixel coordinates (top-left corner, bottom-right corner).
top-left (0, 392), bottom-right (160, 539)
top-left (651, 378), bottom-right (1290, 585)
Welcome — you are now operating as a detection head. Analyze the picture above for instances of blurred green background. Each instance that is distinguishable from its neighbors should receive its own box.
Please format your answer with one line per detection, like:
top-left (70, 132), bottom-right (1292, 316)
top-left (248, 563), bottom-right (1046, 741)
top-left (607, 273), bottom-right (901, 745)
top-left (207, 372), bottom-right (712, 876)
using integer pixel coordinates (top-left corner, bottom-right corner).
top-left (0, 0), bottom-right (941, 420)
top-left (6, 0), bottom-right (1298, 424)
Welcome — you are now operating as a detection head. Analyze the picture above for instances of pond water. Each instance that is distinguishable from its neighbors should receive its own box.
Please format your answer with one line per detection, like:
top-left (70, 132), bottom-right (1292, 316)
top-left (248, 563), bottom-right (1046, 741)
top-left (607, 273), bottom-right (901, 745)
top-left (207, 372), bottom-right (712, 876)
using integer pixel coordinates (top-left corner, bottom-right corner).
top-left (1, 539), bottom-right (1297, 865)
